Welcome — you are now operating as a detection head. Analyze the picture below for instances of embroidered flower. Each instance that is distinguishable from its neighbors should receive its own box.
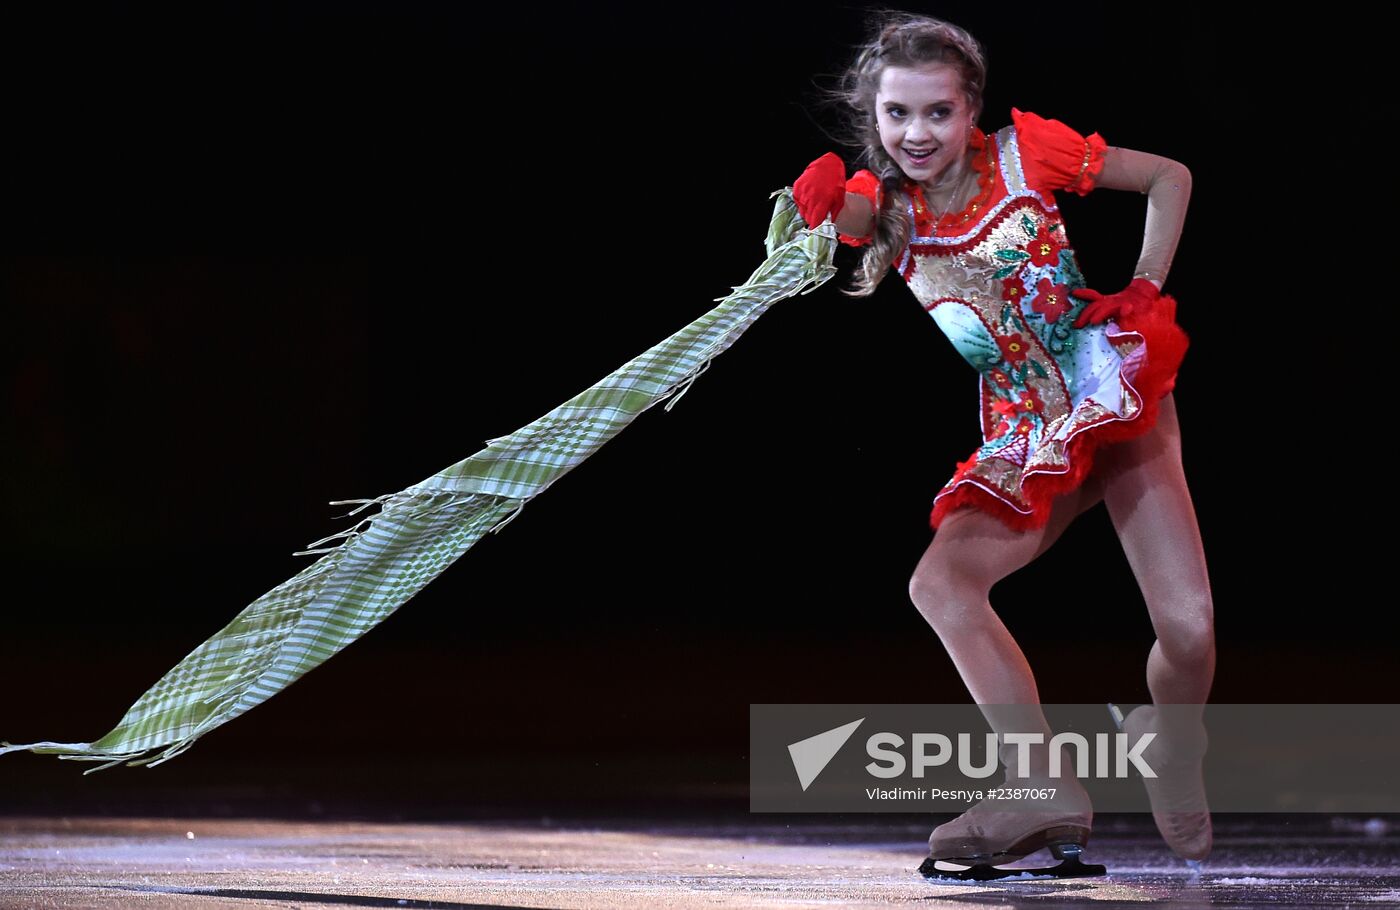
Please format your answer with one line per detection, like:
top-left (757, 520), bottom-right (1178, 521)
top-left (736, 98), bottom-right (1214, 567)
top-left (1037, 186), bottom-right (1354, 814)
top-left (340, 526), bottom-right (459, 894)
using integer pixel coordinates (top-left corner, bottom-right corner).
top-left (991, 398), bottom-right (1019, 419)
top-left (1001, 274), bottom-right (1029, 305)
top-left (1013, 417), bottom-right (1036, 436)
top-left (989, 368), bottom-right (1013, 390)
top-left (1029, 275), bottom-right (1072, 324)
top-left (953, 451), bottom-right (980, 478)
top-left (1016, 386), bottom-right (1046, 416)
top-left (1025, 220), bottom-right (1064, 268)
top-left (996, 333), bottom-right (1030, 366)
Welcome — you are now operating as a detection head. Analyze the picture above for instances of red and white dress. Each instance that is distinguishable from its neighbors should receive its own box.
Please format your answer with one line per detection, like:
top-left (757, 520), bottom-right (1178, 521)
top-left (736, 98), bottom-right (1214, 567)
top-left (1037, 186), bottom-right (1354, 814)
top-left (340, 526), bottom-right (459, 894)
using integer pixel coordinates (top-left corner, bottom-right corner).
top-left (840, 109), bottom-right (1190, 532)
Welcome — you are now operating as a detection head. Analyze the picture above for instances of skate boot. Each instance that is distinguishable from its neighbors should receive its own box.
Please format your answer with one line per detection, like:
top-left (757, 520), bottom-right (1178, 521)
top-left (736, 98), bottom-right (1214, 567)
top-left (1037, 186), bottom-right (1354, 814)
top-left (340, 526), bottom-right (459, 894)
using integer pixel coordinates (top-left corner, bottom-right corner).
top-left (1110, 702), bottom-right (1212, 868)
top-left (920, 737), bottom-right (1105, 882)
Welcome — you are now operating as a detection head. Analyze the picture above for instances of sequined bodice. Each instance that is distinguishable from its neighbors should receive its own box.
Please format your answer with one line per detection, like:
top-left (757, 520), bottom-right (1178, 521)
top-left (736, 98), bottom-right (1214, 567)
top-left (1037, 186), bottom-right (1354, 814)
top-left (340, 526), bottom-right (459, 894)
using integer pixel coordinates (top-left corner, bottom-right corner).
top-left (899, 124), bottom-right (1134, 447)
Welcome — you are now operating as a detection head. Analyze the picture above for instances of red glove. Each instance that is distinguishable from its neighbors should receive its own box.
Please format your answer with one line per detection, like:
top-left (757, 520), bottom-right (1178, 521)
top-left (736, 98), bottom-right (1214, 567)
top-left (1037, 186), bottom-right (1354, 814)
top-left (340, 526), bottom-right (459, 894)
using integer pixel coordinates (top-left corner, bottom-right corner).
top-left (1070, 278), bottom-right (1160, 328)
top-left (793, 152), bottom-right (848, 230)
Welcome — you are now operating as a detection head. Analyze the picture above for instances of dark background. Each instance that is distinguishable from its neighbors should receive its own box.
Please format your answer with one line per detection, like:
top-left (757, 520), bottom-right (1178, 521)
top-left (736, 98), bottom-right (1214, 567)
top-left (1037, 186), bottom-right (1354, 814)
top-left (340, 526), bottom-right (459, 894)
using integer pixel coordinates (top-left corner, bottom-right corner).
top-left (1, 2), bottom-right (1382, 819)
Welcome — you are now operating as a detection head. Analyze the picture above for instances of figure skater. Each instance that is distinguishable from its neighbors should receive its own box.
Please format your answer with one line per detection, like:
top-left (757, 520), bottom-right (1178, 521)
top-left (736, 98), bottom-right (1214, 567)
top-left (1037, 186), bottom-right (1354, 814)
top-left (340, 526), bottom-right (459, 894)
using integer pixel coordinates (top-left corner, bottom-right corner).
top-left (791, 11), bottom-right (1215, 880)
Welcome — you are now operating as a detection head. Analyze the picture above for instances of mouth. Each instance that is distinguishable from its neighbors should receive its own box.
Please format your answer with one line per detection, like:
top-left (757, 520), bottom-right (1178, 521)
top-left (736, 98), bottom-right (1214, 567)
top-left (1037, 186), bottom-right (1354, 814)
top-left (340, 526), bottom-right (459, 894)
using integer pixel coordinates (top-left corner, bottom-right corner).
top-left (904, 147), bottom-right (936, 165)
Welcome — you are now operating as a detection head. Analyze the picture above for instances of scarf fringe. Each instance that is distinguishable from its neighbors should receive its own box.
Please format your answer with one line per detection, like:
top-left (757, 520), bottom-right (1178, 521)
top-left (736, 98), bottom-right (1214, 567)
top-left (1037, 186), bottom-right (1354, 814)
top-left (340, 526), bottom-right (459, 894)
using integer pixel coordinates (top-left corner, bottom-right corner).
top-left (2, 488), bottom-right (521, 773)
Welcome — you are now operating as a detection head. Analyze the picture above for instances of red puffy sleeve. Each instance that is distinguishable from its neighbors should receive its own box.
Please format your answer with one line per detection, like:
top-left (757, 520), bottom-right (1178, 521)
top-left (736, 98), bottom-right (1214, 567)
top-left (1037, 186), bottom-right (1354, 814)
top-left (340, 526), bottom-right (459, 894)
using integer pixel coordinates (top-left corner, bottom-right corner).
top-left (1011, 107), bottom-right (1108, 197)
top-left (837, 169), bottom-right (883, 247)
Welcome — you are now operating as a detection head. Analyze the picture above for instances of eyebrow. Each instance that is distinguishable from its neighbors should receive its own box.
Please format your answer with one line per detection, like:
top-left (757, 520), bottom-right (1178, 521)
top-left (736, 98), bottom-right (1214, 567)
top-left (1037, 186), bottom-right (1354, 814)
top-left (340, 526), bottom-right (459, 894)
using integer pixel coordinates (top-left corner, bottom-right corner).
top-left (882, 99), bottom-right (956, 108)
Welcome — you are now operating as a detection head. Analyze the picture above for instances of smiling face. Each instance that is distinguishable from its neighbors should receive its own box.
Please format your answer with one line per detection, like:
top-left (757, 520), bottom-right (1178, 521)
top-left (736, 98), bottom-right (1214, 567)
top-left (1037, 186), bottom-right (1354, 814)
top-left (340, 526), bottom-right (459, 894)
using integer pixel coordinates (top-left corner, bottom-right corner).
top-left (875, 63), bottom-right (979, 189)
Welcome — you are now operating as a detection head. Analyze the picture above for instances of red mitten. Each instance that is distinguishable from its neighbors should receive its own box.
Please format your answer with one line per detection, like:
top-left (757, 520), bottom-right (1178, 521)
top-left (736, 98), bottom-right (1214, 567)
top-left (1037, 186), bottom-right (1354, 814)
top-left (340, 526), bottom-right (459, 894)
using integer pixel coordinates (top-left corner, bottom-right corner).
top-left (1071, 278), bottom-right (1160, 328)
top-left (793, 152), bottom-right (848, 229)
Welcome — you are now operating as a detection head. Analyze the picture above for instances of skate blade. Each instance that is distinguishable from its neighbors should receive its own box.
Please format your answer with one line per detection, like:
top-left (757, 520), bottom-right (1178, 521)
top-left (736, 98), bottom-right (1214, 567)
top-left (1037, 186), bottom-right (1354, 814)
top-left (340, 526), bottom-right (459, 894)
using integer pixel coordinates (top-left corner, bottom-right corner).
top-left (920, 830), bottom-right (1106, 882)
top-left (919, 847), bottom-right (1107, 882)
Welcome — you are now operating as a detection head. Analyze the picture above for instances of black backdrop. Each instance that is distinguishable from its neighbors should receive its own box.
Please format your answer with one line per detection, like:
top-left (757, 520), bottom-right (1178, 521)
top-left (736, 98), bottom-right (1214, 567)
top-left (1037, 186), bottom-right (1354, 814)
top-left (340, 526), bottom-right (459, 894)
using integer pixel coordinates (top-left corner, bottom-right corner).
top-left (2, 2), bottom-right (1383, 817)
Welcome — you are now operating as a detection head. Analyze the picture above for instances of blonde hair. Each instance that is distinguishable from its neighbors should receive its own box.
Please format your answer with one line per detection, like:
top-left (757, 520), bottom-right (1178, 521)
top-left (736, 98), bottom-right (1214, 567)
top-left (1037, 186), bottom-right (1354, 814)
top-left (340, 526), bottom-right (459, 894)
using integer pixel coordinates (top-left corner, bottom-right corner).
top-left (815, 10), bottom-right (988, 298)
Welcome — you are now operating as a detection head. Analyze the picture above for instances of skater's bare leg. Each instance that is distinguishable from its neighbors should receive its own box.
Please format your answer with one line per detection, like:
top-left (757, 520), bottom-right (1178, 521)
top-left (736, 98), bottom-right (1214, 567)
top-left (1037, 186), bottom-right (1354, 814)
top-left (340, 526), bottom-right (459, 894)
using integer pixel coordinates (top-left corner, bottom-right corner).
top-left (1096, 390), bottom-right (1215, 861)
top-left (908, 470), bottom-right (1106, 773)
top-left (911, 475), bottom-right (1107, 868)
top-left (1098, 391), bottom-right (1216, 724)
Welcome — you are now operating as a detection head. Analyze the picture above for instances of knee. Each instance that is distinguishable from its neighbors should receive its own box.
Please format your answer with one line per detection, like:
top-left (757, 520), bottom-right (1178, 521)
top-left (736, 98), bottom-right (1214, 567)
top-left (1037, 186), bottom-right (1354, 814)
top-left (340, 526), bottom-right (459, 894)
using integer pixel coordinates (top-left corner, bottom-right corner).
top-left (908, 564), bottom-right (989, 630)
top-left (1153, 597), bottom-right (1216, 665)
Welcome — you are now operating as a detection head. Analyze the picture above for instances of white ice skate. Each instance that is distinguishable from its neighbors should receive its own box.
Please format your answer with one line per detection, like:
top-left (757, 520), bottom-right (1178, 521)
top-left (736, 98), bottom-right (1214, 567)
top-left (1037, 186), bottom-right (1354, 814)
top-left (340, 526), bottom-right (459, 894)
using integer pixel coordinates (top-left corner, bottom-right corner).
top-left (1109, 702), bottom-right (1212, 871)
top-left (919, 738), bottom-right (1105, 882)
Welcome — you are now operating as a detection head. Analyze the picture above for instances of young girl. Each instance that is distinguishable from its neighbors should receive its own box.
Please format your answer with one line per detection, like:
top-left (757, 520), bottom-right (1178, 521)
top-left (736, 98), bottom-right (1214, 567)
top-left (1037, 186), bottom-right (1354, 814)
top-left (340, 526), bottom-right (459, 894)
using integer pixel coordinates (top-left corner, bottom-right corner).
top-left (792, 12), bottom-right (1216, 878)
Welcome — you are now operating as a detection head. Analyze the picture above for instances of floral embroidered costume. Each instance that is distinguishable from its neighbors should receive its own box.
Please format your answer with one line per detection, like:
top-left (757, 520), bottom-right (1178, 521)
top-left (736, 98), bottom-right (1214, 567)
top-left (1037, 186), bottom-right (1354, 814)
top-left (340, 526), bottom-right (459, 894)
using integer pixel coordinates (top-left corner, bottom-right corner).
top-left (840, 109), bottom-right (1190, 532)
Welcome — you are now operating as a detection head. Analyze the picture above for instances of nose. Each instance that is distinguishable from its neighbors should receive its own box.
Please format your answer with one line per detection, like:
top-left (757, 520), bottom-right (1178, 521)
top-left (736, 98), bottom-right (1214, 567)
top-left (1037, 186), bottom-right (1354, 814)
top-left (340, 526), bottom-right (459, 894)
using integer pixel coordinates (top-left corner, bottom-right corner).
top-left (905, 119), bottom-right (934, 143)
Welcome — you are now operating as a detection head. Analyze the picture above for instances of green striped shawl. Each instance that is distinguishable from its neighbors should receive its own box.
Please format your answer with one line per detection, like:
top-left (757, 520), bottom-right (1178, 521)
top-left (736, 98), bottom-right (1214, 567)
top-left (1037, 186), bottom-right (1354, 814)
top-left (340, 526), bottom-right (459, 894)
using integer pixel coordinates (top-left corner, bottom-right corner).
top-left (1, 187), bottom-right (838, 773)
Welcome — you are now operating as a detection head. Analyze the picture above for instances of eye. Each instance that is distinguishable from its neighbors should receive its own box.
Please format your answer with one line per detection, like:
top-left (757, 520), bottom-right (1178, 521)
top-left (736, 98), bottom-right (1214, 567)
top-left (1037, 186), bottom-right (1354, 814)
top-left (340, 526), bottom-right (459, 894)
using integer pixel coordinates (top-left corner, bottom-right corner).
top-left (884, 106), bottom-right (951, 120)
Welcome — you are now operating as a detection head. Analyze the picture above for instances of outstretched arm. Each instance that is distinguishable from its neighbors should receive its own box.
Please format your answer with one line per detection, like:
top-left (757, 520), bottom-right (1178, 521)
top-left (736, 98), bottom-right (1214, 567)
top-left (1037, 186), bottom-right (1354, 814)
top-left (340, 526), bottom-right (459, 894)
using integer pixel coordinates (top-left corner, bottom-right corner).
top-left (1094, 146), bottom-right (1192, 291)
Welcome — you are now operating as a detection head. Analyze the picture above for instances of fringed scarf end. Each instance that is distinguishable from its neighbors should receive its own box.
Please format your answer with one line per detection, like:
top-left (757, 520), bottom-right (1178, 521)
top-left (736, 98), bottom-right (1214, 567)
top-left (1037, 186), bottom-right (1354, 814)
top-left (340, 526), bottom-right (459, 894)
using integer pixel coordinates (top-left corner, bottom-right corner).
top-left (660, 357), bottom-right (715, 413)
top-left (486, 497), bottom-right (528, 535)
top-left (1, 740), bottom-right (157, 777)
